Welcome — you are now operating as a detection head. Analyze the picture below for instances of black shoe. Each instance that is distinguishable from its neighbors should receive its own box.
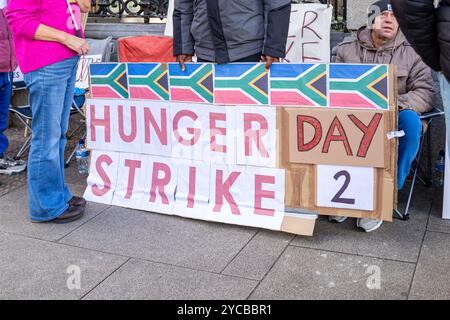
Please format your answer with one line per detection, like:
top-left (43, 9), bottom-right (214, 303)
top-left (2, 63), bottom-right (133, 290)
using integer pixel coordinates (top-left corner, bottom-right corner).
top-left (50, 205), bottom-right (85, 224)
top-left (69, 196), bottom-right (87, 208)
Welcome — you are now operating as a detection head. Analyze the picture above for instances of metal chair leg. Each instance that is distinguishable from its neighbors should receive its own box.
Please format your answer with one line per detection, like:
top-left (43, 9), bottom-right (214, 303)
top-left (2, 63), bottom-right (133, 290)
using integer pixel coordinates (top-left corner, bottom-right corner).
top-left (16, 135), bottom-right (31, 159)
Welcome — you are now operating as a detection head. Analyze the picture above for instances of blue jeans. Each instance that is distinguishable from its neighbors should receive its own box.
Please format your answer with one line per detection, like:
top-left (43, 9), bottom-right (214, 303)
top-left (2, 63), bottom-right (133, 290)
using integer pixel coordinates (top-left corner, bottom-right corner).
top-left (0, 72), bottom-right (12, 158)
top-left (398, 109), bottom-right (423, 190)
top-left (439, 73), bottom-right (450, 153)
top-left (24, 56), bottom-right (79, 221)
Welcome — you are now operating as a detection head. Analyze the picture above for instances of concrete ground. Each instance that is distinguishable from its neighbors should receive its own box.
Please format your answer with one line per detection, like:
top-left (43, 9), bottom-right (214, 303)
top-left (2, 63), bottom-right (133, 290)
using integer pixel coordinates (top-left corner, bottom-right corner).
top-left (1, 120), bottom-right (450, 300)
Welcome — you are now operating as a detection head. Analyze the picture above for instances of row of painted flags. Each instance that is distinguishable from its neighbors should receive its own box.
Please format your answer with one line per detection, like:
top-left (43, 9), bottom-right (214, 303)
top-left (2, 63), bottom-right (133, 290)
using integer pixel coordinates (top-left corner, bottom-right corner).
top-left (89, 62), bottom-right (390, 110)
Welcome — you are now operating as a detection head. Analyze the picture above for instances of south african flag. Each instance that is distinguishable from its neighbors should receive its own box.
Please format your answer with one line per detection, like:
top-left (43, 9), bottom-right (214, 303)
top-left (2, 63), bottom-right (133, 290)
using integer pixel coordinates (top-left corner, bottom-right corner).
top-left (329, 64), bottom-right (389, 109)
top-left (168, 63), bottom-right (214, 104)
top-left (90, 63), bottom-right (129, 99)
top-left (127, 63), bottom-right (169, 101)
top-left (270, 64), bottom-right (327, 107)
top-left (214, 64), bottom-right (268, 105)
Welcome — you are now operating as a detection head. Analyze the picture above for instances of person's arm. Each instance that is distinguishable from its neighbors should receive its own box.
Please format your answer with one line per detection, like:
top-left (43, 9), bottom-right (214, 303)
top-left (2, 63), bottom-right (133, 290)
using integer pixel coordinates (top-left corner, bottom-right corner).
top-left (34, 24), bottom-right (88, 55)
top-left (173, 0), bottom-right (194, 71)
top-left (6, 0), bottom-right (88, 55)
top-left (76, 0), bottom-right (91, 13)
top-left (262, 0), bottom-right (291, 69)
top-left (391, 0), bottom-right (441, 71)
top-left (397, 55), bottom-right (436, 114)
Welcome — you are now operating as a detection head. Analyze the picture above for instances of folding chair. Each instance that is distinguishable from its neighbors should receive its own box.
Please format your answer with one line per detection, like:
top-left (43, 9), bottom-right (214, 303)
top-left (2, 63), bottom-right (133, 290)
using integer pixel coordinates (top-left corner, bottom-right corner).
top-left (394, 107), bottom-right (445, 220)
top-left (9, 79), bottom-right (32, 159)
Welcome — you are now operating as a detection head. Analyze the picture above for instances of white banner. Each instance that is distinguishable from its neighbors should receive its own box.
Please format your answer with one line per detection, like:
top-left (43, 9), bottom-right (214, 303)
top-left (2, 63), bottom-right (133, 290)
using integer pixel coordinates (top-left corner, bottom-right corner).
top-left (284, 3), bottom-right (332, 63)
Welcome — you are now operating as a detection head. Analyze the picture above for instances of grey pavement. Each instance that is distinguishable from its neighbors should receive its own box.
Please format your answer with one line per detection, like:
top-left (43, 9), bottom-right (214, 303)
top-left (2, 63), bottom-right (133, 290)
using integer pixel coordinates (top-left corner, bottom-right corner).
top-left (1, 125), bottom-right (450, 300)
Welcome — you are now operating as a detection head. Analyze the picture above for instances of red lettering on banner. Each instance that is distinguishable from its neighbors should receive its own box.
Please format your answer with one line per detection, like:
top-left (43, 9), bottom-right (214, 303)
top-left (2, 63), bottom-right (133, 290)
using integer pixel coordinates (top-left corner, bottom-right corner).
top-left (187, 166), bottom-right (196, 208)
top-left (322, 116), bottom-right (353, 156)
top-left (297, 115), bottom-right (322, 152)
top-left (210, 112), bottom-right (227, 153)
top-left (89, 104), bottom-right (111, 142)
top-left (144, 107), bottom-right (168, 145)
top-left (124, 159), bottom-right (141, 199)
top-left (301, 11), bottom-right (322, 39)
top-left (149, 162), bottom-right (171, 204)
top-left (173, 110), bottom-right (201, 146)
top-left (348, 113), bottom-right (383, 158)
top-left (254, 175), bottom-right (276, 216)
top-left (118, 105), bottom-right (137, 143)
top-left (213, 170), bottom-right (241, 215)
top-left (301, 42), bottom-right (321, 62)
top-left (244, 113), bottom-right (269, 158)
top-left (92, 154), bottom-right (112, 196)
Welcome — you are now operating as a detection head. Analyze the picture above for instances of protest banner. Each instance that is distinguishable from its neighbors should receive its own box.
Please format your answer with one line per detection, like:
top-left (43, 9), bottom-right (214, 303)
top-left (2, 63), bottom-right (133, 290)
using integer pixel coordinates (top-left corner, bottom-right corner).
top-left (86, 62), bottom-right (398, 235)
top-left (284, 3), bottom-right (333, 63)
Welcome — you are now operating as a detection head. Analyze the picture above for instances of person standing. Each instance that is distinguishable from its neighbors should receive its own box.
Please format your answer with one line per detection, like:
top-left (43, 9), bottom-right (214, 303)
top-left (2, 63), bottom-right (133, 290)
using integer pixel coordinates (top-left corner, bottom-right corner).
top-left (391, 0), bottom-right (450, 153)
top-left (6, 0), bottom-right (91, 223)
top-left (173, 0), bottom-right (291, 69)
top-left (0, 0), bottom-right (26, 175)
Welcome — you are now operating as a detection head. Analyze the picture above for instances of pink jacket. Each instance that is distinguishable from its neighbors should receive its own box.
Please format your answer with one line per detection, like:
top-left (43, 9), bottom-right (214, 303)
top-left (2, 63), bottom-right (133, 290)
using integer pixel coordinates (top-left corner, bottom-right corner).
top-left (5, 0), bottom-right (82, 74)
top-left (0, 8), bottom-right (17, 72)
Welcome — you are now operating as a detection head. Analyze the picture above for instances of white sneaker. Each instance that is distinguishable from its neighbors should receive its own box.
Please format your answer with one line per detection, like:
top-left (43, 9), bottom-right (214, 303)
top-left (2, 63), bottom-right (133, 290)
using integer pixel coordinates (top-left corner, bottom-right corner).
top-left (0, 158), bottom-right (27, 175)
top-left (328, 215), bottom-right (348, 223)
top-left (357, 218), bottom-right (383, 233)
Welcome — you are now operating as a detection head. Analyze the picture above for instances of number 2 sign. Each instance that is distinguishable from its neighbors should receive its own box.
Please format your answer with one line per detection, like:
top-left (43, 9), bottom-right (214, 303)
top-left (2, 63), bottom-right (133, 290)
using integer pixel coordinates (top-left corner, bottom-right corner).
top-left (316, 165), bottom-right (375, 211)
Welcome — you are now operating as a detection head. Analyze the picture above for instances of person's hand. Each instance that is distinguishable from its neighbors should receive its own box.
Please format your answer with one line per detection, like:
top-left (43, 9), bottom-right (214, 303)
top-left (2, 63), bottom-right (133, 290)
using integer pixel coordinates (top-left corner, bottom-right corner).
top-left (261, 55), bottom-right (280, 70)
top-left (176, 54), bottom-right (194, 71)
top-left (62, 34), bottom-right (89, 55)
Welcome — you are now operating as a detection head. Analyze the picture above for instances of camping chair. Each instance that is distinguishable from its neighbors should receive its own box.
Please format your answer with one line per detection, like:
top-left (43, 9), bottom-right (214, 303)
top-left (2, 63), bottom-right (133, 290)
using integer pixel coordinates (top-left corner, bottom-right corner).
top-left (9, 90), bottom-right (87, 160)
top-left (9, 79), bottom-right (32, 159)
top-left (394, 107), bottom-right (445, 220)
top-left (64, 36), bottom-right (114, 167)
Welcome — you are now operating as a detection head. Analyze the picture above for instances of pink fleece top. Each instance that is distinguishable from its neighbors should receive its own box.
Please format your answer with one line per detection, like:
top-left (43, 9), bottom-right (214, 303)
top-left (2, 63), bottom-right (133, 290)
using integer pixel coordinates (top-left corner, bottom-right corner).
top-left (5, 0), bottom-right (83, 74)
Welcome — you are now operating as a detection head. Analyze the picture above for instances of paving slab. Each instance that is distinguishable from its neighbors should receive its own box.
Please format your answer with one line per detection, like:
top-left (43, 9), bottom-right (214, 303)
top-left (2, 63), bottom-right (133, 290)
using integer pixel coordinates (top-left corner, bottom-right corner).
top-left (409, 231), bottom-right (450, 300)
top-left (291, 184), bottom-right (433, 262)
top-left (427, 189), bottom-right (450, 234)
top-left (0, 231), bottom-right (127, 300)
top-left (60, 206), bottom-right (258, 272)
top-left (222, 230), bottom-right (294, 280)
top-left (0, 183), bottom-right (109, 242)
top-left (249, 246), bottom-right (414, 300)
top-left (84, 258), bottom-right (257, 300)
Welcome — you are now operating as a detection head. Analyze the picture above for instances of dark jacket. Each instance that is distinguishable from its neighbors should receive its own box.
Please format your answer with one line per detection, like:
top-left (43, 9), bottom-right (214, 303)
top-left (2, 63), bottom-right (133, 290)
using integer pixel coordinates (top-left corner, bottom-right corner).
top-left (0, 8), bottom-right (17, 73)
top-left (336, 26), bottom-right (435, 114)
top-left (392, 0), bottom-right (450, 81)
top-left (173, 0), bottom-right (291, 63)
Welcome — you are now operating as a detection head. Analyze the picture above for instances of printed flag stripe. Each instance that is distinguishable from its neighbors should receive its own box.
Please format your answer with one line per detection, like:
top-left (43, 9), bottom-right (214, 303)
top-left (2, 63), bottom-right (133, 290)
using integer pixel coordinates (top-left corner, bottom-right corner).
top-left (128, 63), bottom-right (169, 101)
top-left (90, 63), bottom-right (129, 99)
top-left (169, 63), bottom-right (214, 103)
top-left (270, 64), bottom-right (327, 106)
top-left (215, 64), bottom-right (268, 105)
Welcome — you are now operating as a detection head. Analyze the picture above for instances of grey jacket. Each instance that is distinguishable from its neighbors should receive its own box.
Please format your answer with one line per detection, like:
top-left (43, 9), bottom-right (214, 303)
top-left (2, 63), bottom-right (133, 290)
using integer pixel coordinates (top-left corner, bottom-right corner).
top-left (173, 0), bottom-right (291, 63)
top-left (336, 26), bottom-right (436, 114)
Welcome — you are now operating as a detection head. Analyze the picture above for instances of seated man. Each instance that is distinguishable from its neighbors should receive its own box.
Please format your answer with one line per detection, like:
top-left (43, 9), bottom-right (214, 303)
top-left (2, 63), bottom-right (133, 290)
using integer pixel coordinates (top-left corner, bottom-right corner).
top-left (331, 0), bottom-right (436, 232)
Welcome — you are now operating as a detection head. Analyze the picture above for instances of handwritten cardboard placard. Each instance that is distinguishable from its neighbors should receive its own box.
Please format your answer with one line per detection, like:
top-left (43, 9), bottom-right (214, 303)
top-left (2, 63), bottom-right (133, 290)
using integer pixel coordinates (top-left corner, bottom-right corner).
top-left (285, 107), bottom-right (387, 168)
top-left (284, 3), bottom-right (333, 63)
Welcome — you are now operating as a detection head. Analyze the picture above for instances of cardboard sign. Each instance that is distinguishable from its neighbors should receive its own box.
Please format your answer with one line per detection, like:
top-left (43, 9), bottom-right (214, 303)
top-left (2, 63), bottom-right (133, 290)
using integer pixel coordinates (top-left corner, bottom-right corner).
top-left (76, 54), bottom-right (102, 89)
top-left (284, 3), bottom-right (332, 63)
top-left (285, 107), bottom-right (387, 168)
top-left (85, 62), bottom-right (398, 235)
top-left (316, 165), bottom-right (375, 211)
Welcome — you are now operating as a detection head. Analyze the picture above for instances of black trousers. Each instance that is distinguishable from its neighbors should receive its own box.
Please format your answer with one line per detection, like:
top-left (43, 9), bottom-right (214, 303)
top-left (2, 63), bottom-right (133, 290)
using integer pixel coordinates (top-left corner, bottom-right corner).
top-left (196, 52), bottom-right (262, 63)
